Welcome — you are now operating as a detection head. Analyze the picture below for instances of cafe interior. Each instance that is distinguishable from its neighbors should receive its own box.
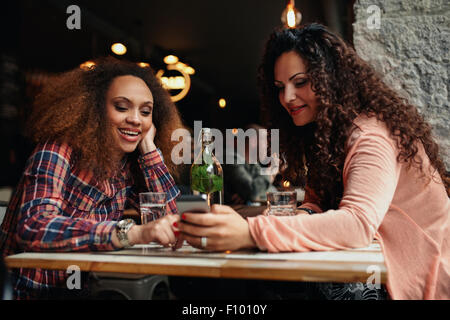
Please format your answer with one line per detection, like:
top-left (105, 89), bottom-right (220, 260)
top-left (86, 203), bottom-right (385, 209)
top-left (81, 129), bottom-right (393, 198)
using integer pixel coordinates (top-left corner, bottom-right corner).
top-left (0, 0), bottom-right (353, 195)
top-left (0, 0), bottom-right (361, 301)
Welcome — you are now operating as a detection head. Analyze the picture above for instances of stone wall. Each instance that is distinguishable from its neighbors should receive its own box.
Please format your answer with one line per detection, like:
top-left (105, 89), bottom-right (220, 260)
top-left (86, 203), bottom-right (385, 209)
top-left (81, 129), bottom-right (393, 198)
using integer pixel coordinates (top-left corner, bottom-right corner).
top-left (353, 0), bottom-right (449, 170)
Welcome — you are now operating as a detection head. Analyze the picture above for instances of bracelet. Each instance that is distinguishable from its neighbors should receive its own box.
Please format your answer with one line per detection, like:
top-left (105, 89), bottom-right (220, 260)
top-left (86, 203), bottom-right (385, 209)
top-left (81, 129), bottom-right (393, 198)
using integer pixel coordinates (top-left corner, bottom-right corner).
top-left (296, 207), bottom-right (316, 215)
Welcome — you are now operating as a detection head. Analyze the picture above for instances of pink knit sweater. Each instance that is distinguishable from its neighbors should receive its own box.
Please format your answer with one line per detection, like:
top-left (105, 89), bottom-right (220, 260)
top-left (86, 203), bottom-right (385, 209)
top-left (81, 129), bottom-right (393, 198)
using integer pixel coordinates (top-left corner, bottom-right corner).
top-left (247, 116), bottom-right (450, 299)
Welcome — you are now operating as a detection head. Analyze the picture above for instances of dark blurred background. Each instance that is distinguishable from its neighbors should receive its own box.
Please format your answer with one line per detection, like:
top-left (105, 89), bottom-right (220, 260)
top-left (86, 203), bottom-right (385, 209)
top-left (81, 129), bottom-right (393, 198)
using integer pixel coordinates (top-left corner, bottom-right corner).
top-left (0, 0), bottom-right (355, 189)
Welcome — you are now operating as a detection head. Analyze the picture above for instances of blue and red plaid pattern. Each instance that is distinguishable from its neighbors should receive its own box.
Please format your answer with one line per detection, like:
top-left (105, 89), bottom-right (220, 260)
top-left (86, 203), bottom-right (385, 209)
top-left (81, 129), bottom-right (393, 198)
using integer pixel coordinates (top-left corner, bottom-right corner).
top-left (0, 141), bottom-right (179, 299)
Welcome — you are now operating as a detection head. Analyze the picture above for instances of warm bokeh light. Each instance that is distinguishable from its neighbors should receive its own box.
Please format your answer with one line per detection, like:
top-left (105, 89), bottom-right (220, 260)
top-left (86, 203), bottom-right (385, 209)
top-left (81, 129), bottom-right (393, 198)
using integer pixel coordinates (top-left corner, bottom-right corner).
top-left (164, 55), bottom-right (179, 64)
top-left (160, 76), bottom-right (186, 90)
top-left (137, 62), bottom-right (150, 68)
top-left (218, 98), bottom-right (226, 108)
top-left (281, 0), bottom-right (302, 29)
top-left (111, 43), bottom-right (127, 55)
top-left (232, 128), bottom-right (238, 135)
top-left (79, 61), bottom-right (96, 70)
top-left (185, 66), bottom-right (195, 75)
top-left (283, 180), bottom-right (291, 188)
top-left (173, 62), bottom-right (195, 75)
top-left (287, 8), bottom-right (296, 28)
top-left (175, 62), bottom-right (185, 69)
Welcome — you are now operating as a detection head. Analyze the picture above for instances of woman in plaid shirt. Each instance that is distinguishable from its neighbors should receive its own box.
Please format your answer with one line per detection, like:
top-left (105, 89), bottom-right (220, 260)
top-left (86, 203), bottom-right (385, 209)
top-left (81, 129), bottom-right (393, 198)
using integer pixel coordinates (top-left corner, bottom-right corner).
top-left (0, 57), bottom-right (183, 299)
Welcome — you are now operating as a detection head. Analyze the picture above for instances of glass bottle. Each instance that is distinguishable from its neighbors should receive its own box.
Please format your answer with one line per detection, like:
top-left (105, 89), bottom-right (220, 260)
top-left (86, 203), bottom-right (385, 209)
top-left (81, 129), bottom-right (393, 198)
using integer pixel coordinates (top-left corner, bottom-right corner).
top-left (190, 128), bottom-right (224, 207)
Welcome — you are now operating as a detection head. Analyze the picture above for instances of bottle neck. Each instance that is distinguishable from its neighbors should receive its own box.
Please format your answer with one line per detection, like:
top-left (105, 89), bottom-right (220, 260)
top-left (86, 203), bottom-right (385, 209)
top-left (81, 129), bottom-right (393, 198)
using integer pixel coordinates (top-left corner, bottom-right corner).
top-left (201, 128), bottom-right (214, 155)
top-left (202, 140), bottom-right (213, 154)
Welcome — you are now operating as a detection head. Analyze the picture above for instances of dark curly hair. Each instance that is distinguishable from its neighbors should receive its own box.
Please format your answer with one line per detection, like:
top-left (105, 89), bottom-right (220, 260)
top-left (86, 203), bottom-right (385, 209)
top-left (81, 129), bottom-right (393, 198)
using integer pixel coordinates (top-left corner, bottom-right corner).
top-left (258, 23), bottom-right (449, 210)
top-left (26, 56), bottom-right (185, 181)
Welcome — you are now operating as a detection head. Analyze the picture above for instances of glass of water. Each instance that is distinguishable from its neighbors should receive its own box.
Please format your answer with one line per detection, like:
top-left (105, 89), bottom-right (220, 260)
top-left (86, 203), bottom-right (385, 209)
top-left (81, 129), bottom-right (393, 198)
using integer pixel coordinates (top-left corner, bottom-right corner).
top-left (266, 191), bottom-right (297, 216)
top-left (139, 192), bottom-right (167, 224)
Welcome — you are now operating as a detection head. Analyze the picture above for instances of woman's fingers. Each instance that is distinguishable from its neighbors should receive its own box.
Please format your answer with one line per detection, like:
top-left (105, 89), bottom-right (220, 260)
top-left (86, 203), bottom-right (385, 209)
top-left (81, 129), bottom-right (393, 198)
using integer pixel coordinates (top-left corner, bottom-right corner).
top-left (180, 205), bottom-right (237, 226)
top-left (181, 233), bottom-right (211, 250)
top-left (150, 224), bottom-right (173, 246)
top-left (141, 213), bottom-right (180, 246)
top-left (178, 205), bottom-right (255, 252)
top-left (172, 235), bottom-right (185, 250)
top-left (210, 204), bottom-right (238, 214)
top-left (179, 219), bottom-right (212, 237)
top-left (139, 123), bottom-right (157, 153)
top-left (161, 214), bottom-right (179, 245)
top-left (180, 212), bottom-right (216, 227)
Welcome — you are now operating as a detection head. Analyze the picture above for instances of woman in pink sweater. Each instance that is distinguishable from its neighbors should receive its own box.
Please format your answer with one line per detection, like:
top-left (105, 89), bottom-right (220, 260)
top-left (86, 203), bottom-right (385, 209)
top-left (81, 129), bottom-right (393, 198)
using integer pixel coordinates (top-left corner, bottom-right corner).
top-left (177, 24), bottom-right (450, 300)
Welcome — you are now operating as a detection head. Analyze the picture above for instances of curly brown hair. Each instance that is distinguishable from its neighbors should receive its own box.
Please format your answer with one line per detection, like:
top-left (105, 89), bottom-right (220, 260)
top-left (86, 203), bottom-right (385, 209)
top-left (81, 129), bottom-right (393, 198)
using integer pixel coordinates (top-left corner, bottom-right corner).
top-left (258, 23), bottom-right (449, 210)
top-left (26, 56), bottom-right (185, 181)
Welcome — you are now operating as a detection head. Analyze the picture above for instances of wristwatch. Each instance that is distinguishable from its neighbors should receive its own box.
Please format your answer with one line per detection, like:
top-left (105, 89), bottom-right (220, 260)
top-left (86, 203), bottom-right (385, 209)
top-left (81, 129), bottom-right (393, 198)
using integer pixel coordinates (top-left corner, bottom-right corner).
top-left (115, 219), bottom-right (136, 248)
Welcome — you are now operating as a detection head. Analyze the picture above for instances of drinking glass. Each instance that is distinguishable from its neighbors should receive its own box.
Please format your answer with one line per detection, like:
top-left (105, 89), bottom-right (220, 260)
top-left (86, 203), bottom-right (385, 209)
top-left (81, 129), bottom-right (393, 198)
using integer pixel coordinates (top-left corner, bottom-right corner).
top-left (266, 191), bottom-right (297, 216)
top-left (139, 192), bottom-right (167, 224)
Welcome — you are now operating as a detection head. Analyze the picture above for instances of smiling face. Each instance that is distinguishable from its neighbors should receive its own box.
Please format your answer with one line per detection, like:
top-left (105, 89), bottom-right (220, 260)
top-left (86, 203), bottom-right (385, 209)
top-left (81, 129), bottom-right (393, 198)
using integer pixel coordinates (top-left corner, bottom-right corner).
top-left (105, 75), bottom-right (154, 157)
top-left (274, 51), bottom-right (319, 126)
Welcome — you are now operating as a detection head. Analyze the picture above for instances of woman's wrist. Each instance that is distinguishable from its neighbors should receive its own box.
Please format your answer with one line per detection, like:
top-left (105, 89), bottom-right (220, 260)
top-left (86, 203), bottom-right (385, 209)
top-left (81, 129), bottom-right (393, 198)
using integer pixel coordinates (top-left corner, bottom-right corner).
top-left (139, 139), bottom-right (157, 154)
top-left (242, 221), bottom-right (257, 249)
top-left (126, 225), bottom-right (142, 246)
top-left (244, 233), bottom-right (257, 249)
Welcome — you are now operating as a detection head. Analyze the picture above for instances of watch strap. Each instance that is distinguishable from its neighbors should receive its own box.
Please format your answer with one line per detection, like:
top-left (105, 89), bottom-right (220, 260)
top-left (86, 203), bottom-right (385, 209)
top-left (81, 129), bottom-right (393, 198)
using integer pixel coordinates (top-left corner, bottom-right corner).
top-left (116, 219), bottom-right (136, 248)
top-left (296, 207), bottom-right (316, 215)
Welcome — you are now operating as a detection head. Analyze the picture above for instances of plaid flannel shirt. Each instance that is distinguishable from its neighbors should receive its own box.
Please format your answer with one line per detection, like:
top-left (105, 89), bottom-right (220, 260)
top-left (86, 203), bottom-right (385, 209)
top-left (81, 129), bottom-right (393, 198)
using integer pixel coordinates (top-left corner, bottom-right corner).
top-left (0, 141), bottom-right (179, 299)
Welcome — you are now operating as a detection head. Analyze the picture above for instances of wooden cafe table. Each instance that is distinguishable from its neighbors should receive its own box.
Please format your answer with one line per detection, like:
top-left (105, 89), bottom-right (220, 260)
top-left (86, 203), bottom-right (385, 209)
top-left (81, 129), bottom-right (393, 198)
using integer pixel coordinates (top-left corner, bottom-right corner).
top-left (5, 242), bottom-right (387, 284)
top-left (5, 204), bottom-right (387, 284)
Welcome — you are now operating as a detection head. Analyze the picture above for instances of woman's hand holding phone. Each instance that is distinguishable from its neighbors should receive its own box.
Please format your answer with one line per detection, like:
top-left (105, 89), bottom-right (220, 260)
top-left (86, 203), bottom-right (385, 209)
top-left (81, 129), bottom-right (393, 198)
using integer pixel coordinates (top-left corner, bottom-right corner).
top-left (174, 203), bottom-right (257, 252)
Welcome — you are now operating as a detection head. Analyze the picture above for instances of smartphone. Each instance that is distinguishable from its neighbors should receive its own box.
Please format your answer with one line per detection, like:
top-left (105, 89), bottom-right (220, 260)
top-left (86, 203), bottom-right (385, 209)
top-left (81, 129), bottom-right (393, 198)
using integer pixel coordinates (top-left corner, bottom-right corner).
top-left (176, 194), bottom-right (210, 214)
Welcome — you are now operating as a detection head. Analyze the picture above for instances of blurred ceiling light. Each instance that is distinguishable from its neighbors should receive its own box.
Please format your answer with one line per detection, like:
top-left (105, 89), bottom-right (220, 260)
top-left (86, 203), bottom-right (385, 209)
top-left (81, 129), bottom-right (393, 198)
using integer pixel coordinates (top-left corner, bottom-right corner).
top-left (111, 43), bottom-right (127, 55)
top-left (138, 62), bottom-right (150, 68)
top-left (156, 64), bottom-right (191, 102)
top-left (232, 128), bottom-right (238, 135)
top-left (80, 61), bottom-right (96, 70)
top-left (175, 62), bottom-right (185, 68)
top-left (218, 98), bottom-right (226, 108)
top-left (164, 55), bottom-right (179, 64)
top-left (185, 66), bottom-right (195, 75)
top-left (281, 0), bottom-right (302, 28)
top-left (174, 62), bottom-right (195, 75)
top-left (159, 76), bottom-right (186, 90)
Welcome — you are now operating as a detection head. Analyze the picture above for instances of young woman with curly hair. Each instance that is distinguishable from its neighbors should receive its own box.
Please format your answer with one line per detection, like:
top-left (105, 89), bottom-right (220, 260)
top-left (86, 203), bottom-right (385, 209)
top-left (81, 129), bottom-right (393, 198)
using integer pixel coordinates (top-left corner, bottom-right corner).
top-left (176, 24), bottom-right (449, 300)
top-left (0, 56), bottom-right (184, 299)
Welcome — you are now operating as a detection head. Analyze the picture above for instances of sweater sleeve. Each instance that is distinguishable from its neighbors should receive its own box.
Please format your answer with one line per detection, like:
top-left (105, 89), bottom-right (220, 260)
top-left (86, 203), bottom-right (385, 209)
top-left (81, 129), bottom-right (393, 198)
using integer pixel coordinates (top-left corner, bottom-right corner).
top-left (16, 142), bottom-right (120, 252)
top-left (247, 127), bottom-right (402, 252)
top-left (128, 148), bottom-right (180, 215)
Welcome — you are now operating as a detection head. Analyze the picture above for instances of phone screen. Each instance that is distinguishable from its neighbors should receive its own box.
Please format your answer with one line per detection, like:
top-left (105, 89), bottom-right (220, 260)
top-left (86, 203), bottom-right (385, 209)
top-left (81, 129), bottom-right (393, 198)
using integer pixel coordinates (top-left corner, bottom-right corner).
top-left (176, 194), bottom-right (209, 214)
